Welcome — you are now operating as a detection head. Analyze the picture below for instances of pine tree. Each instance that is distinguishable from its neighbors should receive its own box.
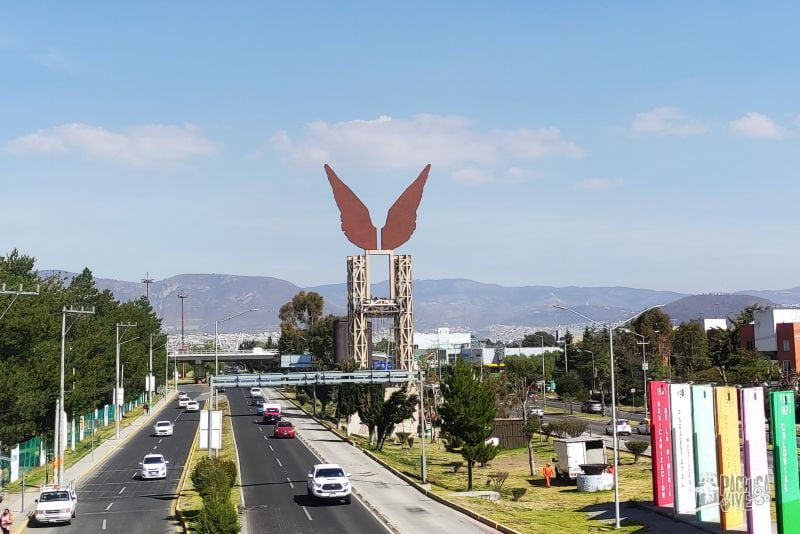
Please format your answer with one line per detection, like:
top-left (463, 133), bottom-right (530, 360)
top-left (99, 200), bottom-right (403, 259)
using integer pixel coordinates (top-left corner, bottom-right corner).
top-left (439, 359), bottom-right (496, 490)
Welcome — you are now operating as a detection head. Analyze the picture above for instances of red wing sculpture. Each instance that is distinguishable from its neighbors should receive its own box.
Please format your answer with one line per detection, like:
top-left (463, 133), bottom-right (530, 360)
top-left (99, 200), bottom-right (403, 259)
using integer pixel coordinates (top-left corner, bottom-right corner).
top-left (325, 164), bottom-right (431, 250)
top-left (325, 164), bottom-right (378, 250)
top-left (381, 164), bottom-right (431, 250)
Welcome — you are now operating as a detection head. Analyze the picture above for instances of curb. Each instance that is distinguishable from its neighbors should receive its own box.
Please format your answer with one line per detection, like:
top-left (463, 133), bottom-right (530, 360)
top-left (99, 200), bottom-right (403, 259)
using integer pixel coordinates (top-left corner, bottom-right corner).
top-left (279, 390), bottom-right (519, 534)
top-left (174, 424), bottom-right (201, 533)
top-left (629, 501), bottom-right (717, 533)
top-left (17, 392), bottom-right (176, 534)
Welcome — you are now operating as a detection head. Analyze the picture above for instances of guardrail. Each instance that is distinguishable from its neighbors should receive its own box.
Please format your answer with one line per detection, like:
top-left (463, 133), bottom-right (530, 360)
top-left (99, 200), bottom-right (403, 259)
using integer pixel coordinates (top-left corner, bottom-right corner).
top-left (210, 371), bottom-right (413, 387)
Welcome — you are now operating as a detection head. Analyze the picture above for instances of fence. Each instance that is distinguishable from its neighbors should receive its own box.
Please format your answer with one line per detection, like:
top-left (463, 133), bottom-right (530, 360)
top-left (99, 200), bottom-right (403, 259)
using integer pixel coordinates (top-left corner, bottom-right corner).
top-left (491, 418), bottom-right (527, 449)
top-left (1, 392), bottom-right (148, 484)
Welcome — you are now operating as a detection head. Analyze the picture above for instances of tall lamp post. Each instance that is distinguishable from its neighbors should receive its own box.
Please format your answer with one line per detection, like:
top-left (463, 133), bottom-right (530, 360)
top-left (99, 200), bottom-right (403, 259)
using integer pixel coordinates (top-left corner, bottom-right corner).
top-left (210, 308), bottom-right (259, 457)
top-left (115, 323), bottom-right (138, 441)
top-left (620, 329), bottom-right (650, 419)
top-left (554, 304), bottom-right (663, 530)
top-left (56, 306), bottom-right (94, 487)
top-left (528, 333), bottom-right (547, 408)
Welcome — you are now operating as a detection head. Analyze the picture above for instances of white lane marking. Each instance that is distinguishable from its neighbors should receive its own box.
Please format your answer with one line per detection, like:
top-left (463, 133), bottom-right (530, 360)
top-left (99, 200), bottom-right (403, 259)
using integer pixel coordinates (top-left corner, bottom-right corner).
top-left (102, 519), bottom-right (107, 529)
top-left (275, 458), bottom-right (282, 467)
top-left (269, 445), bottom-right (274, 452)
top-left (263, 436), bottom-right (268, 441)
top-left (153, 445), bottom-right (158, 450)
top-left (158, 439), bottom-right (163, 444)
top-left (258, 427), bottom-right (262, 432)
top-left (302, 506), bottom-right (312, 521)
top-left (105, 502), bottom-right (113, 511)
top-left (286, 476), bottom-right (294, 489)
top-left (118, 486), bottom-right (126, 495)
top-left (131, 471), bottom-right (137, 479)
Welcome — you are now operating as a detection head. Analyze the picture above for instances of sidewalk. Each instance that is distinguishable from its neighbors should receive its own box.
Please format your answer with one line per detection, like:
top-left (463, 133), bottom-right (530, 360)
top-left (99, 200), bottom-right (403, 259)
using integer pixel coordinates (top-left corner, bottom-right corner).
top-left (3, 391), bottom-right (177, 533)
top-left (265, 389), bottom-right (500, 534)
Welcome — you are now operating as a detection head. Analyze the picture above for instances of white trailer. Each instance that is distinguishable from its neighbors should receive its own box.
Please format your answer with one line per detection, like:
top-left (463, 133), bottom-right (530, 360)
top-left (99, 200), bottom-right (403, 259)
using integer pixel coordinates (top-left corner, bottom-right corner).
top-left (552, 437), bottom-right (607, 481)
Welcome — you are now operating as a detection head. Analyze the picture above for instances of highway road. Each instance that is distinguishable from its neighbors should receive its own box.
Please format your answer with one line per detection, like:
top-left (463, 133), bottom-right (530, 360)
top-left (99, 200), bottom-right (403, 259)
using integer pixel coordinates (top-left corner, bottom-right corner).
top-left (31, 385), bottom-right (205, 534)
top-left (227, 387), bottom-right (389, 534)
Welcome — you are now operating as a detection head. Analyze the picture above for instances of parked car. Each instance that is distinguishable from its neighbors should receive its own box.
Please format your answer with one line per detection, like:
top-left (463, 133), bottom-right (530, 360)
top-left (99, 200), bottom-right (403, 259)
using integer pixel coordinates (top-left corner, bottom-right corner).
top-left (139, 453), bottom-right (168, 479)
top-left (307, 463), bottom-right (351, 503)
top-left (33, 485), bottom-right (77, 525)
top-left (581, 400), bottom-right (604, 414)
top-left (605, 419), bottom-right (632, 436)
top-left (185, 400), bottom-right (200, 412)
top-left (527, 404), bottom-right (544, 417)
top-left (153, 420), bottom-right (174, 436)
top-left (637, 419), bottom-right (650, 435)
top-left (274, 421), bottom-right (296, 438)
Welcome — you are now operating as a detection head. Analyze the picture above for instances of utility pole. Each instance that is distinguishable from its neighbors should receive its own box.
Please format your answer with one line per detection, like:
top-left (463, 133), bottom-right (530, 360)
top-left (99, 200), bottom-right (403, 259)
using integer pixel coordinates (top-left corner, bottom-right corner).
top-left (141, 272), bottom-right (154, 300)
top-left (115, 323), bottom-right (138, 440)
top-left (0, 283), bottom-right (40, 324)
top-left (419, 366), bottom-right (427, 484)
top-left (178, 290), bottom-right (188, 351)
top-left (57, 306), bottom-right (94, 487)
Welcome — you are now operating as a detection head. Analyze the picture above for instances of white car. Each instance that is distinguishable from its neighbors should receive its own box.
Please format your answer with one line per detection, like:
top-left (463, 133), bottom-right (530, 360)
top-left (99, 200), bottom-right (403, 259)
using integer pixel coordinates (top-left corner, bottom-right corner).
top-left (637, 420), bottom-right (651, 435)
top-left (153, 420), bottom-right (174, 436)
top-left (140, 453), bottom-right (168, 479)
top-left (605, 419), bottom-right (632, 436)
top-left (527, 404), bottom-right (544, 417)
top-left (34, 486), bottom-right (77, 525)
top-left (178, 395), bottom-right (190, 408)
top-left (307, 463), bottom-right (352, 504)
top-left (250, 387), bottom-right (263, 404)
top-left (185, 400), bottom-right (200, 412)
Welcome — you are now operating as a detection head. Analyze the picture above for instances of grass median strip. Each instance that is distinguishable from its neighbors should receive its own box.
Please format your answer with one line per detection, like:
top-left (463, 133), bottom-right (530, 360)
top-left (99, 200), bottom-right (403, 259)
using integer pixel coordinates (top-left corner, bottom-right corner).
top-left (176, 398), bottom-right (241, 532)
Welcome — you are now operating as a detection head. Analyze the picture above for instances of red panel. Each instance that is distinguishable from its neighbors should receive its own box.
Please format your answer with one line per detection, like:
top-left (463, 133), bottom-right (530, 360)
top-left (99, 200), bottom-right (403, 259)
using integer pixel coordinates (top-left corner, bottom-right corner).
top-left (649, 380), bottom-right (674, 506)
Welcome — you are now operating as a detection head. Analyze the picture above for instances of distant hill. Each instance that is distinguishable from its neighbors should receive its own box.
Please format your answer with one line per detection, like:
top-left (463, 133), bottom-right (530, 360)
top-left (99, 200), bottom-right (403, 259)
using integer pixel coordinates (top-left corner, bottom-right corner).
top-left (661, 294), bottom-right (777, 324)
top-left (37, 270), bottom-right (795, 334)
top-left (734, 287), bottom-right (800, 306)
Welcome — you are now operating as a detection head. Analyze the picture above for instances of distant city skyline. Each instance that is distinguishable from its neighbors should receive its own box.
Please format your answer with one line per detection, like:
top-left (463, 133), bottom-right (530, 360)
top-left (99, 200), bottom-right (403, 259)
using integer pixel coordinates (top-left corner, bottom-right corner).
top-left (2, 3), bottom-right (800, 294)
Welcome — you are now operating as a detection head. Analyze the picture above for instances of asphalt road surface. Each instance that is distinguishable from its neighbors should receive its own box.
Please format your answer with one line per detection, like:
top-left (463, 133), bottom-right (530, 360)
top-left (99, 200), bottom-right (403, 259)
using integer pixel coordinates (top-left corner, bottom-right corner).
top-left (30, 385), bottom-right (205, 534)
top-left (228, 387), bottom-right (389, 534)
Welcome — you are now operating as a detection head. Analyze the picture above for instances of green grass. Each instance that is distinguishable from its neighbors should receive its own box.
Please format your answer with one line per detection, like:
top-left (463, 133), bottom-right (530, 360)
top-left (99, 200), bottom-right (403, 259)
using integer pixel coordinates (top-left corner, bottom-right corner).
top-left (5, 395), bottom-right (162, 492)
top-left (176, 398), bottom-right (241, 531)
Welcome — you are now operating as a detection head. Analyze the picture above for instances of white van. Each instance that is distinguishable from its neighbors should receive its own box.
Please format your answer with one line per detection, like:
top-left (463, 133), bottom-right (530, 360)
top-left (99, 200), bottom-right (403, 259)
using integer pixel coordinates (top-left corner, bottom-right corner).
top-left (552, 437), bottom-right (607, 481)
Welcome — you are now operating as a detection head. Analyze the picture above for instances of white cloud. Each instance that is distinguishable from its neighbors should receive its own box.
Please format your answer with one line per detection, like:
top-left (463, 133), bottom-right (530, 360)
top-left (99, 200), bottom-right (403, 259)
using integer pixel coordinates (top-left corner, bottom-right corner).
top-left (5, 123), bottom-right (216, 165)
top-left (729, 112), bottom-right (789, 139)
top-left (451, 167), bottom-right (492, 185)
top-left (576, 178), bottom-right (621, 190)
top-left (272, 114), bottom-right (583, 170)
top-left (630, 107), bottom-right (709, 136)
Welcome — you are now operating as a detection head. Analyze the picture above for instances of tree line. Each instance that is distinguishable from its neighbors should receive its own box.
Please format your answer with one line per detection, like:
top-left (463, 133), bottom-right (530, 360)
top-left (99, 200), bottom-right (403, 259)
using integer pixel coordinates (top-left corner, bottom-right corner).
top-left (0, 249), bottom-right (165, 445)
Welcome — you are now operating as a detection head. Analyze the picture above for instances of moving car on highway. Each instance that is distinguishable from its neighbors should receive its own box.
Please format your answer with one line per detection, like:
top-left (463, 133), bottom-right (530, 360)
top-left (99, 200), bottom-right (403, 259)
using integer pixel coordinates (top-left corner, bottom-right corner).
top-left (307, 463), bottom-right (351, 504)
top-left (605, 419), bottom-right (632, 436)
top-left (262, 403), bottom-right (282, 424)
top-left (273, 421), bottom-right (295, 438)
top-left (153, 420), bottom-right (174, 436)
top-left (636, 419), bottom-right (650, 435)
top-left (249, 387), bottom-right (263, 405)
top-left (140, 454), bottom-right (169, 479)
top-left (185, 400), bottom-right (200, 412)
top-left (33, 484), bottom-right (77, 525)
top-left (178, 394), bottom-right (190, 408)
top-left (581, 400), bottom-right (604, 414)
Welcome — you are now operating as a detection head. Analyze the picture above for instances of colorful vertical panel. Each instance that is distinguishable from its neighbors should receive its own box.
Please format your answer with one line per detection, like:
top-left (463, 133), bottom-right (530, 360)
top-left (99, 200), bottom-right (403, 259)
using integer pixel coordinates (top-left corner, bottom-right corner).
top-left (714, 386), bottom-right (744, 530)
top-left (648, 380), bottom-right (673, 507)
top-left (670, 383), bottom-right (696, 515)
top-left (770, 390), bottom-right (800, 534)
top-left (691, 385), bottom-right (719, 523)
top-left (740, 387), bottom-right (771, 533)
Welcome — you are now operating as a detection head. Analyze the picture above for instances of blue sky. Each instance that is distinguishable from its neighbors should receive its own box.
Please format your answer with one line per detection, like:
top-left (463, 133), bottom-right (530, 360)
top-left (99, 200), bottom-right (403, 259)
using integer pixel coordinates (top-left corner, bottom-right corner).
top-left (1, 2), bottom-right (799, 293)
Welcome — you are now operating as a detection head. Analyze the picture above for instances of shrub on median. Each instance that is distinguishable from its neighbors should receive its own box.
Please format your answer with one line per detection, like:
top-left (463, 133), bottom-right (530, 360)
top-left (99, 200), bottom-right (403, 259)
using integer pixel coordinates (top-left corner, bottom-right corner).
top-left (191, 457), bottom-right (240, 533)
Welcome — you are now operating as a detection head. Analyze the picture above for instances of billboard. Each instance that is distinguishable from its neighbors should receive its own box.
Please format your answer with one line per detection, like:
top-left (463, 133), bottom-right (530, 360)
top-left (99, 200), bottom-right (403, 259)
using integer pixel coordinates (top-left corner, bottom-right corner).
top-left (740, 387), bottom-right (770, 533)
top-left (714, 386), bottom-right (744, 530)
top-left (690, 385), bottom-right (719, 523)
top-left (669, 384), bottom-right (695, 515)
top-left (281, 354), bottom-right (312, 369)
top-left (770, 390), bottom-right (800, 534)
top-left (648, 381), bottom-right (673, 507)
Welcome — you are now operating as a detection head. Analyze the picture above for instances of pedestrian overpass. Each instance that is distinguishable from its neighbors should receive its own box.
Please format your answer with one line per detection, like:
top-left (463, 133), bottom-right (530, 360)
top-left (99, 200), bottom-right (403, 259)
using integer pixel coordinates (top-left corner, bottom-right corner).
top-left (169, 349), bottom-right (279, 362)
top-left (210, 370), bottom-right (414, 388)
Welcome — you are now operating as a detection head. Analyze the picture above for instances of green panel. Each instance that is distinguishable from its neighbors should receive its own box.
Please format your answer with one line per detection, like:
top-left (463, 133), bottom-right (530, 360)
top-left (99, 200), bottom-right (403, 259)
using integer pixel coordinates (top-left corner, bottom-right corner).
top-left (770, 391), bottom-right (800, 534)
top-left (691, 385), bottom-right (719, 523)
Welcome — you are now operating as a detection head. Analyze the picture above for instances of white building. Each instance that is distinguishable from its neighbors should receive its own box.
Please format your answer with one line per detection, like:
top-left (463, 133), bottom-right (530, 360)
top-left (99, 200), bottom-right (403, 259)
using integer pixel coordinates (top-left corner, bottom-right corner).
top-left (691, 318), bottom-right (729, 331)
top-left (413, 330), bottom-right (472, 350)
top-left (754, 308), bottom-right (800, 352)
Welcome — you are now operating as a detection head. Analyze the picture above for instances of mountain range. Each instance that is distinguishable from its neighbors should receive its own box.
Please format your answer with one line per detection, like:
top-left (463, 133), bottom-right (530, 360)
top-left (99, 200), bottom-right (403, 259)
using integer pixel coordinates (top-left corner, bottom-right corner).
top-left (39, 270), bottom-right (796, 336)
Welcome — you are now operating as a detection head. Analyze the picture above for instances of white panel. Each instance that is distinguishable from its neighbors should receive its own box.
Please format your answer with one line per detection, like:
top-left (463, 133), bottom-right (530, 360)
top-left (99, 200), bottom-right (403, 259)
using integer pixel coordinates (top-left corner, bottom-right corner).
top-left (670, 383), bottom-right (696, 515)
top-left (740, 387), bottom-right (771, 533)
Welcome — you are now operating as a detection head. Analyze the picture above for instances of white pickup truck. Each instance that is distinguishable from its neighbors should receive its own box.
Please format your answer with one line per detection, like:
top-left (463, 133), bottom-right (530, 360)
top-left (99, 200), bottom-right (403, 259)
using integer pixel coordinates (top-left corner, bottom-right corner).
top-left (33, 484), bottom-right (77, 525)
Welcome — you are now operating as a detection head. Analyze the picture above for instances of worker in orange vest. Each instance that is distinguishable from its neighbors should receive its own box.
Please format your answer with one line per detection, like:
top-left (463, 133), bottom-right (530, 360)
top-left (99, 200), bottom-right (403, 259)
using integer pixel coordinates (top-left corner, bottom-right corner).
top-left (542, 463), bottom-right (555, 488)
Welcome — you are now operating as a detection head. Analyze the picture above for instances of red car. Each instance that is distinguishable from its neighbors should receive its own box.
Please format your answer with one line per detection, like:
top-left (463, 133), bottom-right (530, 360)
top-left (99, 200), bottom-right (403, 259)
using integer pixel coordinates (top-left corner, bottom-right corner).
top-left (273, 421), bottom-right (295, 438)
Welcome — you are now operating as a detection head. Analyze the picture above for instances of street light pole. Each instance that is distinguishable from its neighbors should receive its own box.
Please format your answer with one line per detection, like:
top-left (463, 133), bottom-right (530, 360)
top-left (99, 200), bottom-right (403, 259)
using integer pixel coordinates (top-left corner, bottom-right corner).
top-left (554, 304), bottom-right (663, 530)
top-left (419, 366), bottom-right (427, 484)
top-left (115, 323), bottom-right (137, 441)
top-left (57, 306), bottom-right (94, 487)
top-left (620, 329), bottom-right (650, 419)
top-left (529, 333), bottom-right (546, 408)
